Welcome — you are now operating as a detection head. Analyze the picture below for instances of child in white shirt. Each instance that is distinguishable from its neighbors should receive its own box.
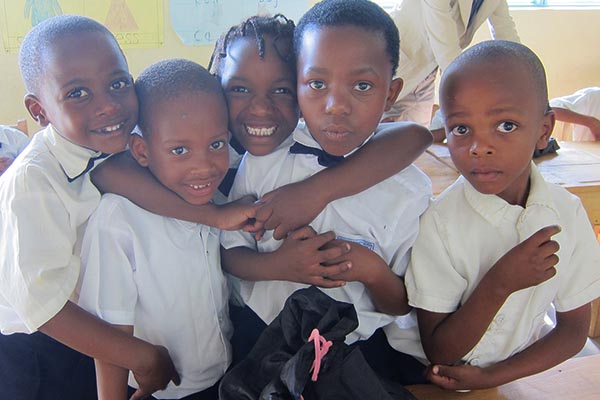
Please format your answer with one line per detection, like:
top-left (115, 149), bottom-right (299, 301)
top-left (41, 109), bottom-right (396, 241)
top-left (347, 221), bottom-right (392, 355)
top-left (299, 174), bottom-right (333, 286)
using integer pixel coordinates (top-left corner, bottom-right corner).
top-left (0, 124), bottom-right (29, 175)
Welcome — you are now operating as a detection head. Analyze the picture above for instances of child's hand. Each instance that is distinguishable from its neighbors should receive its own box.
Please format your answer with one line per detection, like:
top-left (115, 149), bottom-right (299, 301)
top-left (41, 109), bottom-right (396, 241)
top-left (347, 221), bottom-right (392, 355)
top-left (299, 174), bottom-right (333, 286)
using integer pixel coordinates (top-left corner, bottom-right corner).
top-left (426, 363), bottom-right (494, 391)
top-left (256, 180), bottom-right (327, 240)
top-left (324, 240), bottom-right (388, 284)
top-left (274, 226), bottom-right (351, 287)
top-left (0, 156), bottom-right (15, 175)
top-left (215, 195), bottom-right (260, 231)
top-left (489, 225), bottom-right (561, 296)
top-left (130, 345), bottom-right (180, 400)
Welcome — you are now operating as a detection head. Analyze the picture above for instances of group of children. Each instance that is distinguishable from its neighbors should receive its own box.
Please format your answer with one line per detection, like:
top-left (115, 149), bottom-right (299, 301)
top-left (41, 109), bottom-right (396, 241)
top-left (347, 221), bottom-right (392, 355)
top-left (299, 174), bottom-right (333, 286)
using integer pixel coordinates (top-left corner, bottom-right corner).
top-left (0, 0), bottom-right (599, 399)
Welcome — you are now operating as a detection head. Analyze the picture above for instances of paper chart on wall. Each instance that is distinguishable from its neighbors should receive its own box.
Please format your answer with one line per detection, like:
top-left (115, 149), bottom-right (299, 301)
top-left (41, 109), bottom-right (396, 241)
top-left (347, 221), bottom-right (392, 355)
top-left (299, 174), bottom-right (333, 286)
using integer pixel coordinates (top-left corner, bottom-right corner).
top-left (170, 0), bottom-right (308, 46)
top-left (0, 0), bottom-right (164, 53)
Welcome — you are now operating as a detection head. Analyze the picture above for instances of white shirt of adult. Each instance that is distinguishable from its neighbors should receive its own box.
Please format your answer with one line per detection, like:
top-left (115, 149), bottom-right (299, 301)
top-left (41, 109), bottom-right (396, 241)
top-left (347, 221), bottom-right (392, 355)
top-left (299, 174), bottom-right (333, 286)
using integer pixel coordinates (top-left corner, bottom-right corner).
top-left (0, 124), bottom-right (106, 334)
top-left (0, 125), bottom-right (29, 159)
top-left (550, 87), bottom-right (600, 141)
top-left (392, 0), bottom-right (520, 101)
top-left (220, 125), bottom-right (432, 344)
top-left (78, 194), bottom-right (232, 398)
top-left (401, 164), bottom-right (600, 367)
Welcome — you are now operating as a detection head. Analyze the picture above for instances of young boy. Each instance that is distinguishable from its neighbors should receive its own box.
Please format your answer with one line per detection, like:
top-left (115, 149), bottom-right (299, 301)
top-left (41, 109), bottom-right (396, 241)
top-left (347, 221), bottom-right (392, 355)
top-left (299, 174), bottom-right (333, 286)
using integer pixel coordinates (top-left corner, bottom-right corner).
top-left (220, 0), bottom-right (432, 380)
top-left (402, 40), bottom-right (600, 390)
top-left (0, 124), bottom-right (29, 176)
top-left (0, 15), bottom-right (178, 399)
top-left (79, 59), bottom-right (232, 400)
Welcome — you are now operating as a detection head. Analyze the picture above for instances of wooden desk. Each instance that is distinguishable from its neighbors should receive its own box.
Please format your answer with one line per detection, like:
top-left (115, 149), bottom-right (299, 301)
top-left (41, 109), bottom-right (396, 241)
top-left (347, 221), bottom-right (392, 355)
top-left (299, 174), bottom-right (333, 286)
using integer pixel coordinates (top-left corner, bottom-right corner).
top-left (406, 354), bottom-right (600, 400)
top-left (414, 141), bottom-right (600, 337)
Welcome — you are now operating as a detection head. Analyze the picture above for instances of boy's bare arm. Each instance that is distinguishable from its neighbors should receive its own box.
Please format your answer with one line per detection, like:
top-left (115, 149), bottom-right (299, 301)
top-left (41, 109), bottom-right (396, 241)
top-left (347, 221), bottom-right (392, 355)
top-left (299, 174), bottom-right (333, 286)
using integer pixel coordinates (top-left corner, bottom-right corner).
top-left (256, 122), bottom-right (433, 239)
top-left (552, 107), bottom-right (600, 140)
top-left (418, 225), bottom-right (561, 364)
top-left (39, 301), bottom-right (180, 398)
top-left (221, 227), bottom-right (351, 287)
top-left (91, 151), bottom-right (258, 230)
top-left (426, 304), bottom-right (591, 390)
top-left (95, 325), bottom-right (133, 400)
top-left (327, 241), bottom-right (410, 315)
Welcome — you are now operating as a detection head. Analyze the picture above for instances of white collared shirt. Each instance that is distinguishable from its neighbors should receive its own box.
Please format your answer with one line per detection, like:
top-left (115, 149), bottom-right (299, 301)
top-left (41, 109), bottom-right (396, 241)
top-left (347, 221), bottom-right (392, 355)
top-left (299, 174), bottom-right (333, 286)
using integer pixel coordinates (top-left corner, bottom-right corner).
top-left (0, 125), bottom-right (29, 160)
top-left (78, 194), bottom-right (232, 399)
top-left (550, 87), bottom-right (600, 141)
top-left (221, 125), bottom-right (432, 343)
top-left (0, 125), bottom-right (108, 334)
top-left (401, 164), bottom-right (600, 367)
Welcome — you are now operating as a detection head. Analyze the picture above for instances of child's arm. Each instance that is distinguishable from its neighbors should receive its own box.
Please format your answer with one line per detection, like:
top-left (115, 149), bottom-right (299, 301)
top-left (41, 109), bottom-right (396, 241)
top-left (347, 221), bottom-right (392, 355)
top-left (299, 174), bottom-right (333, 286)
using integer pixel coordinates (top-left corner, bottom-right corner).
top-left (426, 303), bottom-right (590, 390)
top-left (95, 324), bottom-right (133, 400)
top-left (552, 107), bottom-right (600, 140)
top-left (325, 240), bottom-right (411, 315)
top-left (221, 226), bottom-right (351, 288)
top-left (91, 151), bottom-right (258, 230)
top-left (255, 122), bottom-right (432, 239)
top-left (418, 225), bottom-right (561, 365)
top-left (39, 301), bottom-right (180, 399)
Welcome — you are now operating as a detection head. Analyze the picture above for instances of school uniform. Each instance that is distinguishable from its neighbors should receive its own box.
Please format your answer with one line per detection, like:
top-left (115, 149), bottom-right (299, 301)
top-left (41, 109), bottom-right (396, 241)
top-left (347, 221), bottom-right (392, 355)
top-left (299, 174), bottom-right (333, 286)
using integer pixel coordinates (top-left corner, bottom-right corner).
top-left (0, 124), bottom-right (105, 399)
top-left (550, 87), bottom-right (600, 141)
top-left (385, 0), bottom-right (520, 125)
top-left (221, 124), bottom-right (431, 374)
top-left (0, 124), bottom-right (29, 161)
top-left (79, 194), bottom-right (232, 399)
top-left (398, 164), bottom-right (600, 367)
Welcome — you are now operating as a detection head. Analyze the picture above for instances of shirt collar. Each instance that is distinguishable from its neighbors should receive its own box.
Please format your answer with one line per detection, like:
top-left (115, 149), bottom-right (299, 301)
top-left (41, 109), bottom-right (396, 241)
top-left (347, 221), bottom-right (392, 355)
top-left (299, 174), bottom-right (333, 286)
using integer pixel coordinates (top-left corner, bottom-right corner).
top-left (44, 125), bottom-right (110, 182)
top-left (464, 162), bottom-right (560, 228)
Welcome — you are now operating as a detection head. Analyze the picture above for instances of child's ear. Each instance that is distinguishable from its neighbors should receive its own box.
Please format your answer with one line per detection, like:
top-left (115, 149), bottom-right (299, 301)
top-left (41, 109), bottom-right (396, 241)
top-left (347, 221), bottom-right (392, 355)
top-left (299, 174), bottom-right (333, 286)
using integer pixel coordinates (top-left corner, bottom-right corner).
top-left (535, 108), bottom-right (556, 150)
top-left (24, 94), bottom-right (50, 127)
top-left (129, 134), bottom-right (150, 167)
top-left (384, 78), bottom-right (403, 112)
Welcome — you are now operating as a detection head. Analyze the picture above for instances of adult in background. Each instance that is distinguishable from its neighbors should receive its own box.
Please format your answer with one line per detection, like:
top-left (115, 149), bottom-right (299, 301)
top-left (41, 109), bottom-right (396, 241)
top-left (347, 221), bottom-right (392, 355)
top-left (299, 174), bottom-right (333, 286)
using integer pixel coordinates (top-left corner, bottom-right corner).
top-left (384, 0), bottom-right (520, 126)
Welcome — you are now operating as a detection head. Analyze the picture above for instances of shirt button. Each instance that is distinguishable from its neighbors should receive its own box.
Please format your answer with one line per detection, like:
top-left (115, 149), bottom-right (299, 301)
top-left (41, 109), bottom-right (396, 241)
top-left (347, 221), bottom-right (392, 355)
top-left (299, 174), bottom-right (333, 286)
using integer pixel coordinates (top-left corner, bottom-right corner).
top-left (496, 314), bottom-right (505, 323)
top-left (470, 358), bottom-right (480, 366)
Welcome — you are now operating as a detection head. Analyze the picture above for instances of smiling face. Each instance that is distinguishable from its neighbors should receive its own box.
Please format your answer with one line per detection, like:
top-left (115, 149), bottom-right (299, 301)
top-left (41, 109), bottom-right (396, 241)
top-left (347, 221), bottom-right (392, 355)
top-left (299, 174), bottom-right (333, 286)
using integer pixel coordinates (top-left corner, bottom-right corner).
top-left (219, 36), bottom-right (299, 156)
top-left (441, 60), bottom-right (553, 206)
top-left (131, 92), bottom-right (230, 206)
top-left (25, 31), bottom-right (138, 154)
top-left (296, 26), bottom-right (402, 156)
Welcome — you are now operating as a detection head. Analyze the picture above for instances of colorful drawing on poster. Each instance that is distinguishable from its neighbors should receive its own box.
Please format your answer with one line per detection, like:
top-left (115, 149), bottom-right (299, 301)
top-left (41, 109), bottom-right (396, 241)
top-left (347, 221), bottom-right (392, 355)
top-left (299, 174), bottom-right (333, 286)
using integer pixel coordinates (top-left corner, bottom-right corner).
top-left (1, 0), bottom-right (163, 53)
top-left (170, 0), bottom-right (308, 46)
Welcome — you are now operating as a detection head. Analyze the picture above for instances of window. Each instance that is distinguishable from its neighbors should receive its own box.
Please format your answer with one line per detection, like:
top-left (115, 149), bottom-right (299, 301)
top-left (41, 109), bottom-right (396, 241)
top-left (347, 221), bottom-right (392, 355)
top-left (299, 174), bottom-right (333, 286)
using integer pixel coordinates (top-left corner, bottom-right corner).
top-left (509, 0), bottom-right (600, 6)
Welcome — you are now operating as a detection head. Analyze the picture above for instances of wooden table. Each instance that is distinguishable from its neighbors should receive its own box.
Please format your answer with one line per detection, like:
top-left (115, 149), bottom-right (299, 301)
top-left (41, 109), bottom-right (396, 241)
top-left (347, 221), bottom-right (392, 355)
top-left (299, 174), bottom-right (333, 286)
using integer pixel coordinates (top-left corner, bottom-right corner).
top-left (406, 354), bottom-right (600, 400)
top-left (414, 141), bottom-right (600, 337)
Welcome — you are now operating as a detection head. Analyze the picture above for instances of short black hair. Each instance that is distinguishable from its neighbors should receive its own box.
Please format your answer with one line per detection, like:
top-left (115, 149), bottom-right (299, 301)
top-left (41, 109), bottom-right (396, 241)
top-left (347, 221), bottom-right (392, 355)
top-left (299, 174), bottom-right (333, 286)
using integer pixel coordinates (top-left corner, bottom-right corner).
top-left (208, 14), bottom-right (296, 77)
top-left (19, 15), bottom-right (118, 94)
top-left (445, 40), bottom-right (549, 112)
top-left (293, 0), bottom-right (399, 76)
top-left (135, 58), bottom-right (225, 136)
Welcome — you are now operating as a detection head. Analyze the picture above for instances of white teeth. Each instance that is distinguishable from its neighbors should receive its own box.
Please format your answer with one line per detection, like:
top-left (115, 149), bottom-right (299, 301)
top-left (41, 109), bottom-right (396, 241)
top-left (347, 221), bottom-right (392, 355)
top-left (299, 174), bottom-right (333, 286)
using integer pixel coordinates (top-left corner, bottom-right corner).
top-left (246, 126), bottom-right (275, 136)
top-left (189, 183), bottom-right (210, 190)
top-left (101, 123), bottom-right (122, 133)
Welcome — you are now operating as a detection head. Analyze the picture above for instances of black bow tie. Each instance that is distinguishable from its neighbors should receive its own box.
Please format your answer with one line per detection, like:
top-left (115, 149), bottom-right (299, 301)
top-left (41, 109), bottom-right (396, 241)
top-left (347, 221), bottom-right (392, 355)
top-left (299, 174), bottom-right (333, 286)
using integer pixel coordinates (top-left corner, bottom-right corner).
top-left (289, 142), bottom-right (345, 168)
top-left (67, 153), bottom-right (110, 182)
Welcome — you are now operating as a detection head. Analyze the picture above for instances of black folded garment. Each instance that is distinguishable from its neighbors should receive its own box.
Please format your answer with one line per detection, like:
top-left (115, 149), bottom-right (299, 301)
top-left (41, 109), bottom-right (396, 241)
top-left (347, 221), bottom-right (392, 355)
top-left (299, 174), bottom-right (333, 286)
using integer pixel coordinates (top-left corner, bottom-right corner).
top-left (219, 286), bottom-right (416, 400)
top-left (533, 137), bottom-right (560, 158)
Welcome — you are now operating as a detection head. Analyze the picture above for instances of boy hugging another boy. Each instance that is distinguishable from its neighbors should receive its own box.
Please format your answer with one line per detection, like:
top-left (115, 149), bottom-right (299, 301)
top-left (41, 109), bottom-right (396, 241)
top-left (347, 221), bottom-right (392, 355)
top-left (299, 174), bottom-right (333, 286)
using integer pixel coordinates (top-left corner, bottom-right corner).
top-left (78, 59), bottom-right (233, 399)
top-left (221, 0), bottom-right (432, 383)
top-left (401, 40), bottom-right (600, 390)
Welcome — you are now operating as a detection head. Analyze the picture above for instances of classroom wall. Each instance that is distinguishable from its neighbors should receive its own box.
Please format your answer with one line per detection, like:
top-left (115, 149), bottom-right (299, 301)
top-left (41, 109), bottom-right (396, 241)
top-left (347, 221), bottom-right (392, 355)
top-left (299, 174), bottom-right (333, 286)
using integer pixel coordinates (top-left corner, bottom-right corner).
top-left (0, 4), bottom-right (598, 134)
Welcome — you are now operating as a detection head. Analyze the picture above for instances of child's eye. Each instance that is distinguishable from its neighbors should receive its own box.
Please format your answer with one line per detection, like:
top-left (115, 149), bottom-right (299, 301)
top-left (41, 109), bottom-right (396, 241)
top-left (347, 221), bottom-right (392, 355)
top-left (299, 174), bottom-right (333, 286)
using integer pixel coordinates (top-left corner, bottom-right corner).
top-left (171, 146), bottom-right (188, 155)
top-left (450, 125), bottom-right (470, 136)
top-left (231, 86), bottom-right (249, 93)
top-left (110, 77), bottom-right (132, 91)
top-left (497, 121), bottom-right (518, 133)
top-left (210, 140), bottom-right (226, 150)
top-left (308, 80), bottom-right (326, 90)
top-left (354, 82), bottom-right (372, 92)
top-left (66, 88), bottom-right (89, 99)
top-left (273, 87), bottom-right (294, 95)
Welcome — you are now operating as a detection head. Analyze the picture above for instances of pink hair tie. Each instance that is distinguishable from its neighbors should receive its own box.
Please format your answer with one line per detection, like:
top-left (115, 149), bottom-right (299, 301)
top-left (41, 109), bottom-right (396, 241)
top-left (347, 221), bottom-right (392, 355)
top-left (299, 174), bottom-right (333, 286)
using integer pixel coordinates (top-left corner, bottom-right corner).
top-left (308, 328), bottom-right (333, 382)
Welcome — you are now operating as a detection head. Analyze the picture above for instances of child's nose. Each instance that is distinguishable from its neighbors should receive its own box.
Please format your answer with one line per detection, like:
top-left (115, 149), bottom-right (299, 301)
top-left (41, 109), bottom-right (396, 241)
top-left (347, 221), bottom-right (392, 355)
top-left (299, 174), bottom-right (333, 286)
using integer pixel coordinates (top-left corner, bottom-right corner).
top-left (94, 93), bottom-right (121, 116)
top-left (469, 137), bottom-right (495, 156)
top-left (249, 95), bottom-right (273, 116)
top-left (325, 88), bottom-right (350, 116)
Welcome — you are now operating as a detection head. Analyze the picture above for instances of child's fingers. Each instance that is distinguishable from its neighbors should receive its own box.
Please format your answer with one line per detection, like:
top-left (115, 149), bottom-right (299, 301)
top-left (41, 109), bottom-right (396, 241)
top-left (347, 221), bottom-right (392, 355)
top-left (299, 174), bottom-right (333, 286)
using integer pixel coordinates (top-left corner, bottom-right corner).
top-left (310, 275), bottom-right (346, 288)
top-left (129, 388), bottom-right (150, 400)
top-left (528, 225), bottom-right (561, 246)
top-left (288, 225), bottom-right (319, 240)
top-left (318, 241), bottom-right (351, 263)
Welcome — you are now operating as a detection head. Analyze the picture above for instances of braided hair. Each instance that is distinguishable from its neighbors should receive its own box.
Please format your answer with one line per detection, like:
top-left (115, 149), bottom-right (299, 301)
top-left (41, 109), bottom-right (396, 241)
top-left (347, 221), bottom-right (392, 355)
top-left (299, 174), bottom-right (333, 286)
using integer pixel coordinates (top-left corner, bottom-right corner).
top-left (208, 14), bottom-right (295, 77)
